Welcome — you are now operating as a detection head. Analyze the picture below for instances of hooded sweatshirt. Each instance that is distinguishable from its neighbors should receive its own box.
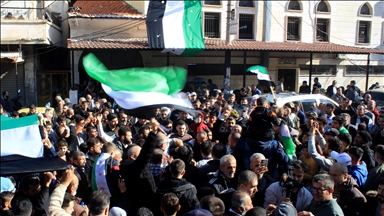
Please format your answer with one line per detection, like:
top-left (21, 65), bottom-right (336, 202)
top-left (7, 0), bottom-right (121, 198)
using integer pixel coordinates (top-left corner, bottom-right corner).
top-left (348, 161), bottom-right (368, 188)
top-left (189, 112), bottom-right (208, 134)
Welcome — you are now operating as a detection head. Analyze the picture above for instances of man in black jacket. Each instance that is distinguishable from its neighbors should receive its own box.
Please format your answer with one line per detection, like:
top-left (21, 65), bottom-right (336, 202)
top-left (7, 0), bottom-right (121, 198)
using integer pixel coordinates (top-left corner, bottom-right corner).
top-left (84, 137), bottom-right (102, 179)
top-left (157, 159), bottom-right (198, 215)
top-left (197, 143), bottom-right (227, 188)
top-left (13, 173), bottom-right (55, 216)
top-left (120, 120), bottom-right (158, 215)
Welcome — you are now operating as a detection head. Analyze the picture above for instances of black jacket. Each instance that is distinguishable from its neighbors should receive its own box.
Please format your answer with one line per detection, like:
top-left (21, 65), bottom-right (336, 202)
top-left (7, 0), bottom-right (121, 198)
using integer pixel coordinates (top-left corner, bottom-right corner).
top-left (157, 177), bottom-right (198, 216)
top-left (197, 160), bottom-right (220, 188)
top-left (338, 176), bottom-right (367, 216)
top-left (74, 166), bottom-right (88, 199)
top-left (205, 170), bottom-right (237, 211)
top-left (350, 115), bottom-right (372, 127)
top-left (120, 133), bottom-right (157, 214)
top-left (84, 152), bottom-right (100, 180)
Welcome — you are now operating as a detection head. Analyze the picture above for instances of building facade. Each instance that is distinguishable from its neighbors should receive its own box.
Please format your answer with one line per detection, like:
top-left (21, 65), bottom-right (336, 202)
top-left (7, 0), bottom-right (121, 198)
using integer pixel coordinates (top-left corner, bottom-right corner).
top-left (69, 0), bottom-right (383, 94)
top-left (1, 0), bottom-right (70, 107)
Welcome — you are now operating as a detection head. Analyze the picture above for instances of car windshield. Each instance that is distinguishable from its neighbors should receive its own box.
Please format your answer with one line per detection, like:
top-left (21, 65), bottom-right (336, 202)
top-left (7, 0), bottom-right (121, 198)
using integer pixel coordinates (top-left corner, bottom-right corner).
top-left (301, 99), bottom-right (317, 112)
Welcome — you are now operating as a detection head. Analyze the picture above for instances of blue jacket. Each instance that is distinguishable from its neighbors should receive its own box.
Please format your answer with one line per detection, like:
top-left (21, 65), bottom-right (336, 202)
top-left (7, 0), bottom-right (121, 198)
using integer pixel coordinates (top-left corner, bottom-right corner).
top-left (348, 161), bottom-right (368, 188)
top-left (233, 138), bottom-right (289, 180)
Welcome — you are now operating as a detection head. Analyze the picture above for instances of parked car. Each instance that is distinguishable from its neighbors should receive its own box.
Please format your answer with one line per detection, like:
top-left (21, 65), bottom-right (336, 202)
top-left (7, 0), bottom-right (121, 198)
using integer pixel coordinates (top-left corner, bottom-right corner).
top-left (364, 88), bottom-right (384, 110)
top-left (258, 92), bottom-right (339, 113)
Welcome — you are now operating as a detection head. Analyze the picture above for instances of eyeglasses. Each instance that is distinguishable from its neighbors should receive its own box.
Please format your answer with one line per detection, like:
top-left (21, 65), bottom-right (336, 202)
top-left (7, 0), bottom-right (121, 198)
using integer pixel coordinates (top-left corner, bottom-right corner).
top-left (311, 187), bottom-right (329, 193)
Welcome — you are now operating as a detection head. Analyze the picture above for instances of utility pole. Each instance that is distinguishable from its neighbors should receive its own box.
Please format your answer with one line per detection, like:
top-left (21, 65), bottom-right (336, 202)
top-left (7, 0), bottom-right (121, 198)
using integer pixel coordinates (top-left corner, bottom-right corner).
top-left (224, 0), bottom-right (231, 87)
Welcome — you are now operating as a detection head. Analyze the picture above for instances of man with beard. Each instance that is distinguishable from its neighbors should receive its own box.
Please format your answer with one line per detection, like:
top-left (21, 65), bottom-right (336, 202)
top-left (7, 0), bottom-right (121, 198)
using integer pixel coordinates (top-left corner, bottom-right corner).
top-left (323, 103), bottom-right (336, 131)
top-left (353, 131), bottom-right (375, 170)
top-left (14, 173), bottom-right (55, 216)
top-left (118, 110), bottom-right (132, 128)
top-left (351, 104), bottom-right (373, 129)
top-left (264, 160), bottom-right (312, 212)
top-left (72, 151), bottom-right (88, 199)
top-left (84, 138), bottom-right (102, 178)
top-left (157, 107), bottom-right (171, 123)
top-left (113, 126), bottom-right (133, 160)
top-left (340, 113), bottom-right (357, 140)
top-left (329, 162), bottom-right (366, 216)
top-left (363, 145), bottom-right (384, 193)
top-left (206, 155), bottom-right (237, 211)
top-left (367, 177), bottom-right (384, 216)
top-left (249, 153), bottom-right (274, 207)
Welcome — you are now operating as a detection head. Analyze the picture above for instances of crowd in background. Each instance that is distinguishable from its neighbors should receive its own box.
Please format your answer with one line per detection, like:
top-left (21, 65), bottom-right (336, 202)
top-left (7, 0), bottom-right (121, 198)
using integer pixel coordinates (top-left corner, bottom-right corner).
top-left (0, 77), bottom-right (384, 216)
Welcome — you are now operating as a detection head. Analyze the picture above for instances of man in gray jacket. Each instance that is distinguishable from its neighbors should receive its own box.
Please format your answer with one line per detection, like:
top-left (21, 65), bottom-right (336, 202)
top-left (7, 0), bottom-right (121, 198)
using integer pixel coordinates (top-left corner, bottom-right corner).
top-left (264, 160), bottom-right (312, 212)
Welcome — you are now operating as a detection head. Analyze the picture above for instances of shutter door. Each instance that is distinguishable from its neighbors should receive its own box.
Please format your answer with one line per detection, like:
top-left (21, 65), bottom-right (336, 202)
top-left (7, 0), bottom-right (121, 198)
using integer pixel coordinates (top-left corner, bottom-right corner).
top-left (0, 63), bottom-right (26, 107)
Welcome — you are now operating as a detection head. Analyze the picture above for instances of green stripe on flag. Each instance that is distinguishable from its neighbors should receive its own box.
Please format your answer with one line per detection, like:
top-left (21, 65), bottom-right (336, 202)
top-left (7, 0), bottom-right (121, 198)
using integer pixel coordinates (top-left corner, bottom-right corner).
top-left (83, 53), bottom-right (187, 95)
top-left (281, 136), bottom-right (296, 161)
top-left (0, 115), bottom-right (39, 131)
top-left (181, 0), bottom-right (205, 56)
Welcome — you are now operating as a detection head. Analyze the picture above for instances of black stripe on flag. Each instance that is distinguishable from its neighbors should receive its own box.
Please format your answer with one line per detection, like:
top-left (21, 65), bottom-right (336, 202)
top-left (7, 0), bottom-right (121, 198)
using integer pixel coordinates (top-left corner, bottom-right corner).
top-left (121, 104), bottom-right (199, 120)
top-left (146, 0), bottom-right (167, 49)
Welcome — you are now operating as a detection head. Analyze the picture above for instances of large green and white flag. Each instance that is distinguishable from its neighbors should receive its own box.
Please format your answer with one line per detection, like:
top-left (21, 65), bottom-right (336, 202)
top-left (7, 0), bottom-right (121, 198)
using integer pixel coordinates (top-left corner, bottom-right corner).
top-left (0, 115), bottom-right (43, 157)
top-left (146, 0), bottom-right (205, 56)
top-left (247, 65), bottom-right (271, 81)
top-left (83, 53), bottom-right (196, 119)
top-left (280, 122), bottom-right (296, 161)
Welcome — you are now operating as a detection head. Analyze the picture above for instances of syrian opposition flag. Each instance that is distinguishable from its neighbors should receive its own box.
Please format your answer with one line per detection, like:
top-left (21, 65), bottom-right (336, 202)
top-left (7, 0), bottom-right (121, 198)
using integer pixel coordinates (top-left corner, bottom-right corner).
top-left (83, 53), bottom-right (197, 119)
top-left (247, 65), bottom-right (271, 81)
top-left (280, 122), bottom-right (296, 161)
top-left (146, 0), bottom-right (205, 56)
top-left (1, 115), bottom-right (43, 158)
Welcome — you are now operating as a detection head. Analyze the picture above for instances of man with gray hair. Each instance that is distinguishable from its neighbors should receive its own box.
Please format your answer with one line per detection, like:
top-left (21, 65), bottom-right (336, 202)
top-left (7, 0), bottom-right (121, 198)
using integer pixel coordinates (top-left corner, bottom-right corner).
top-left (206, 155), bottom-right (237, 211)
top-left (249, 153), bottom-right (274, 207)
top-left (225, 190), bottom-right (253, 216)
top-left (237, 170), bottom-right (258, 198)
top-left (329, 162), bottom-right (366, 216)
top-left (298, 173), bottom-right (343, 216)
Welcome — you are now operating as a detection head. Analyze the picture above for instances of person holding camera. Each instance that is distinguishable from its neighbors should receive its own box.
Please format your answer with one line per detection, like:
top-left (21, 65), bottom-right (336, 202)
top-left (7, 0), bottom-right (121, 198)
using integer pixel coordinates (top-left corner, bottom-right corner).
top-left (263, 160), bottom-right (312, 212)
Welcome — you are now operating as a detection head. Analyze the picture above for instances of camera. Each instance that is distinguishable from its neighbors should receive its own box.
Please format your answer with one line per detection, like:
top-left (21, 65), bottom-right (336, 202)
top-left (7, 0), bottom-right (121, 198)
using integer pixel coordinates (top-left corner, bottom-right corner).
top-left (279, 165), bottom-right (304, 199)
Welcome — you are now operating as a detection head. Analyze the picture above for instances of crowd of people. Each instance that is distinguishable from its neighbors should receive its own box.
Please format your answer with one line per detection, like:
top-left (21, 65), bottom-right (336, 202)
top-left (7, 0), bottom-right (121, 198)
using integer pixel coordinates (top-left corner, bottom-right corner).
top-left (1, 78), bottom-right (384, 216)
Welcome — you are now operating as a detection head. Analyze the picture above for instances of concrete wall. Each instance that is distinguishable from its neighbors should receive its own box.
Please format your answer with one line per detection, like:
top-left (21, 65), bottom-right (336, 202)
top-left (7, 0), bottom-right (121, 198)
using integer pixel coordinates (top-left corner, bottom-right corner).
top-left (68, 19), bottom-right (147, 39)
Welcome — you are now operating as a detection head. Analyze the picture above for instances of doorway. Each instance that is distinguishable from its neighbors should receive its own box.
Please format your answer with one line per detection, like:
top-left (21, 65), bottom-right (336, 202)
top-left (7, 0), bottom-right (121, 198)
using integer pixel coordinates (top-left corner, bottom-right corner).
top-left (278, 69), bottom-right (297, 92)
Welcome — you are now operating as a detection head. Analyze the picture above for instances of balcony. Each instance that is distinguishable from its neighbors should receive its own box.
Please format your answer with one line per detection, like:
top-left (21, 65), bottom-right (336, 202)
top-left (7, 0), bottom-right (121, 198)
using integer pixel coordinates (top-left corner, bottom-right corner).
top-left (1, 19), bottom-right (62, 45)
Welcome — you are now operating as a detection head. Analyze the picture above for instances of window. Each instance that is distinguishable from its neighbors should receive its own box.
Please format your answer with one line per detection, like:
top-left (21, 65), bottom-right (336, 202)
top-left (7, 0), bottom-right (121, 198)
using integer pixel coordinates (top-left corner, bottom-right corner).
top-left (299, 65), bottom-right (336, 75)
top-left (288, 0), bottom-right (301, 10)
top-left (317, 0), bottom-right (329, 12)
top-left (204, 13), bottom-right (220, 38)
top-left (239, 14), bottom-right (254, 39)
top-left (239, 0), bottom-right (253, 7)
top-left (346, 66), bottom-right (383, 75)
top-left (316, 19), bottom-right (329, 42)
top-left (204, 0), bottom-right (220, 5)
top-left (287, 17), bottom-right (301, 41)
top-left (301, 99), bottom-right (317, 113)
top-left (359, 3), bottom-right (371, 15)
top-left (358, 21), bottom-right (371, 43)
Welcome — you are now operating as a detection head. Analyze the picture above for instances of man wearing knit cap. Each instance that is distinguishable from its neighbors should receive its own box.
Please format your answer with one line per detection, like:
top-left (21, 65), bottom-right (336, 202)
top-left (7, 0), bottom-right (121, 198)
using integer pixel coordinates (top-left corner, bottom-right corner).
top-left (353, 131), bottom-right (375, 170)
top-left (362, 145), bottom-right (384, 193)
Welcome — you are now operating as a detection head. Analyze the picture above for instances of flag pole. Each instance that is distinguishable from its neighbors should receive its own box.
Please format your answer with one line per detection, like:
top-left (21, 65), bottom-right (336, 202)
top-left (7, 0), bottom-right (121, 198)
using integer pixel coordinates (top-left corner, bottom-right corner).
top-left (269, 77), bottom-right (276, 102)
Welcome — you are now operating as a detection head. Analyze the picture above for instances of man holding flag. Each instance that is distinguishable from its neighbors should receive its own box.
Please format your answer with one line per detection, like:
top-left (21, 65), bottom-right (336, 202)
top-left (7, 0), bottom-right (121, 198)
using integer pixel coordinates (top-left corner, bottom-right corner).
top-left (247, 65), bottom-right (275, 95)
